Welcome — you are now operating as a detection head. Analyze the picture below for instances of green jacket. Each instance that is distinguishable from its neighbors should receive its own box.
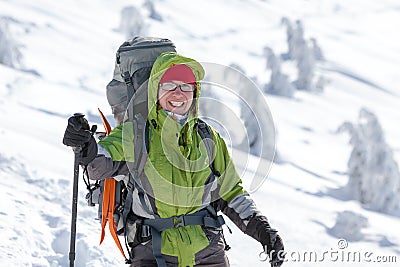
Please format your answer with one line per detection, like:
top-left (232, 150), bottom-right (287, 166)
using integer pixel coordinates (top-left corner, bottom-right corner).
top-left (97, 52), bottom-right (247, 266)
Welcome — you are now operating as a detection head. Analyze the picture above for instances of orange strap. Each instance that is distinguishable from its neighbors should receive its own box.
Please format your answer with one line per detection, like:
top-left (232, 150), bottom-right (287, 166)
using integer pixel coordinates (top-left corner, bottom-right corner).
top-left (100, 179), bottom-right (127, 259)
top-left (98, 108), bottom-right (127, 260)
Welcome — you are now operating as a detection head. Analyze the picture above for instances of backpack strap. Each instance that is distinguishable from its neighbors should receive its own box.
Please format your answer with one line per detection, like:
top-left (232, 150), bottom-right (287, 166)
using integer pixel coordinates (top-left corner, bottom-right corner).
top-left (144, 209), bottom-right (225, 232)
top-left (195, 119), bottom-right (221, 177)
top-left (122, 71), bottom-right (135, 103)
top-left (122, 115), bottom-right (153, 222)
top-left (121, 114), bottom-right (154, 262)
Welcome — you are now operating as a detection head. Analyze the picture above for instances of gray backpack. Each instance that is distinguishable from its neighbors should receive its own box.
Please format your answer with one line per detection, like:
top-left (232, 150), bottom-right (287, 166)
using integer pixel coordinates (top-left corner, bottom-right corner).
top-left (106, 36), bottom-right (176, 125)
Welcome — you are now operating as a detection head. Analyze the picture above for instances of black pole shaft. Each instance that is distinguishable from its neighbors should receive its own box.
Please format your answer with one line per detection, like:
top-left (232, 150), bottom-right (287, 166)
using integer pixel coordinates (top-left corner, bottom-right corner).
top-left (69, 148), bottom-right (81, 267)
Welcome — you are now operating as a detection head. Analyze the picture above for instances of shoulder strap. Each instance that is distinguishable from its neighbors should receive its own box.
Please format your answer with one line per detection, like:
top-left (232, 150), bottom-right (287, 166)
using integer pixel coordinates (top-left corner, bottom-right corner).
top-left (122, 71), bottom-right (135, 102)
top-left (195, 119), bottom-right (221, 177)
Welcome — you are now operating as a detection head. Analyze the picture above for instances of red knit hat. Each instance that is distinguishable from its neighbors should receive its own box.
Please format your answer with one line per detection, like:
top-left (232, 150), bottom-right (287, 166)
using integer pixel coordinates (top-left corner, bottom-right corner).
top-left (159, 64), bottom-right (196, 84)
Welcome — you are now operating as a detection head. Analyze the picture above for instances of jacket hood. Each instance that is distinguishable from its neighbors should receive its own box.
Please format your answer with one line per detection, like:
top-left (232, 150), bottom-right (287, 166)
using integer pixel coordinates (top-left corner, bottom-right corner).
top-left (147, 52), bottom-right (205, 124)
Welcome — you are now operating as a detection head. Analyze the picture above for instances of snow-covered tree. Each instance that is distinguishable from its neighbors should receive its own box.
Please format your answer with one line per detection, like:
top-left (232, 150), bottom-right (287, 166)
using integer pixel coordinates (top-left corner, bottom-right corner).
top-left (231, 64), bottom-right (259, 156)
top-left (281, 18), bottom-right (307, 61)
top-left (264, 47), bottom-right (295, 97)
top-left (118, 6), bottom-right (148, 39)
top-left (198, 82), bottom-right (224, 132)
top-left (291, 20), bottom-right (306, 60)
top-left (199, 63), bottom-right (241, 146)
top-left (281, 18), bottom-right (324, 91)
top-left (338, 108), bottom-right (400, 213)
top-left (330, 211), bottom-right (368, 241)
top-left (200, 63), bottom-right (275, 160)
top-left (229, 64), bottom-right (275, 160)
top-left (295, 43), bottom-right (315, 91)
top-left (310, 37), bottom-right (324, 61)
top-left (0, 19), bottom-right (22, 68)
top-left (281, 17), bottom-right (295, 59)
top-left (291, 20), bottom-right (316, 91)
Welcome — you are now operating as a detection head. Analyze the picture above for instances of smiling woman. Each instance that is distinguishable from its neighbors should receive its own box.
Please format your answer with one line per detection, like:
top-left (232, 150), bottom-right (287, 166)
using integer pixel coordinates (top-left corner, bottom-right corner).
top-left (158, 80), bottom-right (194, 116)
top-left (157, 64), bottom-right (197, 116)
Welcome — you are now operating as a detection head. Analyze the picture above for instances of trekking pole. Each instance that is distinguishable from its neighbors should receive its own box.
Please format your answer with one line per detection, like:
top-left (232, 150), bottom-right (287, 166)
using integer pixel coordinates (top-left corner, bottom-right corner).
top-left (69, 144), bottom-right (81, 267)
top-left (68, 113), bottom-right (85, 267)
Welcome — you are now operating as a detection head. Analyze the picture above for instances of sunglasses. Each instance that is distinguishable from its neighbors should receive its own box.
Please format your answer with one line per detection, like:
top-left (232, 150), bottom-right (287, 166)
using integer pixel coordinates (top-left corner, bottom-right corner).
top-left (159, 82), bottom-right (195, 92)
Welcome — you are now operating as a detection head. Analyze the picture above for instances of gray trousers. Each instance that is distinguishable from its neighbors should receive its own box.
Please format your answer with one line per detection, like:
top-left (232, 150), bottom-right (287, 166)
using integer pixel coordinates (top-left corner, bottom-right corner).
top-left (129, 229), bottom-right (230, 267)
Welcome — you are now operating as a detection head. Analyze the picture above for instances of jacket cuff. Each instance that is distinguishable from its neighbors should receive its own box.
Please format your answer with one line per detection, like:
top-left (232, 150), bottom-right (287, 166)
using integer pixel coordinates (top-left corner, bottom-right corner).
top-left (80, 137), bottom-right (98, 165)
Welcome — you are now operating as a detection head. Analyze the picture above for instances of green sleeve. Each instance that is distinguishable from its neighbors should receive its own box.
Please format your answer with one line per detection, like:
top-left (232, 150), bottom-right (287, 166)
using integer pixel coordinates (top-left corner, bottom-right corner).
top-left (98, 122), bottom-right (135, 162)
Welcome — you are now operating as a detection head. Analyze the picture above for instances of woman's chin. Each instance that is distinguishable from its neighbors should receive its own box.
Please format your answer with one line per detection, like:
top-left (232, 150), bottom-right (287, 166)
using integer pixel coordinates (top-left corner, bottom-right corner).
top-left (168, 106), bottom-right (188, 115)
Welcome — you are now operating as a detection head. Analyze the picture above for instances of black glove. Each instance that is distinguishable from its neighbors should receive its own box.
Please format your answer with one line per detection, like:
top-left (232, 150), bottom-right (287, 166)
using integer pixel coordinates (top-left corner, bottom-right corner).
top-left (245, 215), bottom-right (285, 266)
top-left (63, 115), bottom-right (97, 165)
top-left (262, 230), bottom-right (285, 267)
top-left (63, 115), bottom-right (91, 147)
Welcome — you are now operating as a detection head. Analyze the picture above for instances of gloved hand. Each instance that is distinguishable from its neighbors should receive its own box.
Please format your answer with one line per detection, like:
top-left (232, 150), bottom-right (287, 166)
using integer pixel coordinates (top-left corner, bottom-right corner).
top-left (63, 114), bottom-right (97, 165)
top-left (245, 214), bottom-right (285, 266)
top-left (261, 229), bottom-right (285, 267)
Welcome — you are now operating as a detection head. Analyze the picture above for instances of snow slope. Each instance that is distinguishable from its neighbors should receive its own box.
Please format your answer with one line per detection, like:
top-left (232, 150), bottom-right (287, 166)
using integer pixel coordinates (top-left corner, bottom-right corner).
top-left (1, 0), bottom-right (400, 266)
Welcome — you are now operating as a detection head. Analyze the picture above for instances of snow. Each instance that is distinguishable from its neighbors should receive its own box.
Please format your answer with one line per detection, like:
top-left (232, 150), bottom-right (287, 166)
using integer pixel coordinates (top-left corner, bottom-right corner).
top-left (1, 0), bottom-right (400, 266)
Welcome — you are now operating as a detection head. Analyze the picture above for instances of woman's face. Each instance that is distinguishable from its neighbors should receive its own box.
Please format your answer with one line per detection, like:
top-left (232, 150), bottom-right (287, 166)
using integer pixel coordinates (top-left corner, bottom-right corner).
top-left (158, 80), bottom-right (194, 115)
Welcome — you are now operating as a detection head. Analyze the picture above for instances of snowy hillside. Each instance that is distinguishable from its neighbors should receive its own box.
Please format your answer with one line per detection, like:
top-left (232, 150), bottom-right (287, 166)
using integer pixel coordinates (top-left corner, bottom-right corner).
top-left (1, 0), bottom-right (400, 266)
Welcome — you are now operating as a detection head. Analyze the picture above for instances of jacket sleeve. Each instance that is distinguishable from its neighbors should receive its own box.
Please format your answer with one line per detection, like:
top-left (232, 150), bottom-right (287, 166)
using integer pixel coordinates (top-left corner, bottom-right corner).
top-left (85, 143), bottom-right (129, 180)
top-left (86, 123), bottom-right (133, 180)
top-left (211, 131), bottom-right (271, 242)
top-left (216, 195), bottom-right (272, 245)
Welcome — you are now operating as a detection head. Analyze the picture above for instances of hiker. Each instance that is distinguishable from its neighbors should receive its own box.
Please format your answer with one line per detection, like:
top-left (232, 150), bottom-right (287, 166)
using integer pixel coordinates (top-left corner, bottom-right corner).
top-left (63, 41), bottom-right (284, 266)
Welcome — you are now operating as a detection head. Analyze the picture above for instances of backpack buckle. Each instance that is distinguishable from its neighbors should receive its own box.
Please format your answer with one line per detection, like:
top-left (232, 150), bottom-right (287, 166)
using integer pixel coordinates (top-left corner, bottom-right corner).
top-left (122, 71), bottom-right (132, 86)
top-left (141, 225), bottom-right (151, 238)
top-left (173, 215), bottom-right (185, 228)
